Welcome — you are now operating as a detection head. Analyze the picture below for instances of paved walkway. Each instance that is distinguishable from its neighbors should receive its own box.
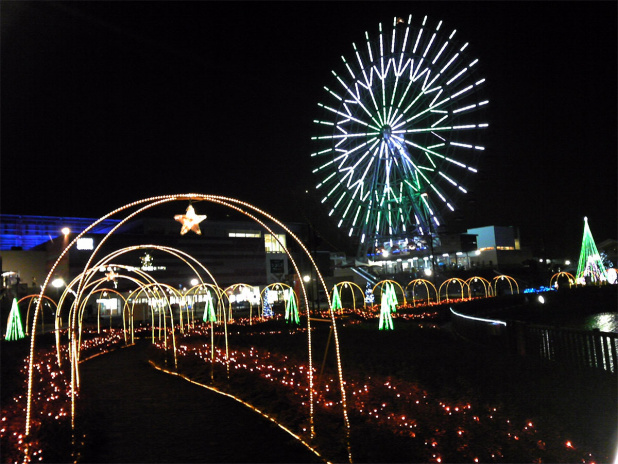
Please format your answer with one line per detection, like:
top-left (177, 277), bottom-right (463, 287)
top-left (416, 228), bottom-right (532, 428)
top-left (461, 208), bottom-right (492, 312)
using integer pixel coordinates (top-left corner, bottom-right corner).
top-left (78, 341), bottom-right (322, 463)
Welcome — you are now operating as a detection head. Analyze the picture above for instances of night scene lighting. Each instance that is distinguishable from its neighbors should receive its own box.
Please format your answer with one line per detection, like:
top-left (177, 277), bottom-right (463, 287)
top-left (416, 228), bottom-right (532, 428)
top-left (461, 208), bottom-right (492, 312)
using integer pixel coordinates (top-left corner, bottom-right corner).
top-left (1, 4), bottom-right (616, 464)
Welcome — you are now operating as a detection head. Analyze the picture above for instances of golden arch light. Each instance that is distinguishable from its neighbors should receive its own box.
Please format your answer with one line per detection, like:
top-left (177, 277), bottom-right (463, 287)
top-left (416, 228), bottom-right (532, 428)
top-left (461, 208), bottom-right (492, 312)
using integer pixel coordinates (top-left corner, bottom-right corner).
top-left (438, 277), bottom-right (467, 303)
top-left (405, 279), bottom-right (438, 307)
top-left (491, 275), bottom-right (519, 296)
top-left (464, 276), bottom-right (492, 299)
top-left (550, 272), bottom-right (576, 289)
top-left (24, 194), bottom-right (351, 461)
top-left (372, 279), bottom-right (407, 306)
top-left (332, 281), bottom-right (366, 312)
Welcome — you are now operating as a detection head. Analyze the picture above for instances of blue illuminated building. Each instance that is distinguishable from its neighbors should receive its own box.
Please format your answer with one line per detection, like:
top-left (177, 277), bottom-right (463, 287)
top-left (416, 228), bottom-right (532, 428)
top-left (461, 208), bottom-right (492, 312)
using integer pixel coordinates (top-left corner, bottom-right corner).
top-left (0, 215), bottom-right (121, 250)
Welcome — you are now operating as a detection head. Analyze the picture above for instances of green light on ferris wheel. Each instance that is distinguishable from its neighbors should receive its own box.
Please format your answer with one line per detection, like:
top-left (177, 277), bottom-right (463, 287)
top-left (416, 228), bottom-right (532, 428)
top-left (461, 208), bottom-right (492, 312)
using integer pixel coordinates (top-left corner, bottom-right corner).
top-left (313, 14), bottom-right (487, 247)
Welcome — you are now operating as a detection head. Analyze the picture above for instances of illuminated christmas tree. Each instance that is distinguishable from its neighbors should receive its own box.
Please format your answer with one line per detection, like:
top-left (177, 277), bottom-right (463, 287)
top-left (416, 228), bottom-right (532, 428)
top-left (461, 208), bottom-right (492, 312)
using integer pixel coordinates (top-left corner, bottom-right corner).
top-left (364, 282), bottom-right (375, 305)
top-left (5, 298), bottom-right (25, 341)
top-left (284, 288), bottom-right (299, 324)
top-left (576, 217), bottom-right (608, 285)
top-left (202, 290), bottom-right (216, 322)
top-left (378, 290), bottom-right (394, 330)
top-left (331, 286), bottom-right (342, 312)
top-left (262, 288), bottom-right (274, 318)
top-left (387, 282), bottom-right (398, 312)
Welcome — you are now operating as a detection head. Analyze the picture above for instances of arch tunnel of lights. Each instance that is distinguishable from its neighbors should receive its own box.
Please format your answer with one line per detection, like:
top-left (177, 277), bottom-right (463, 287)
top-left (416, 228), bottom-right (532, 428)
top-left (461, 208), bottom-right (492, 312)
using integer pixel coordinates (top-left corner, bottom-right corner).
top-left (22, 194), bottom-right (355, 462)
top-left (6, 196), bottom-right (613, 464)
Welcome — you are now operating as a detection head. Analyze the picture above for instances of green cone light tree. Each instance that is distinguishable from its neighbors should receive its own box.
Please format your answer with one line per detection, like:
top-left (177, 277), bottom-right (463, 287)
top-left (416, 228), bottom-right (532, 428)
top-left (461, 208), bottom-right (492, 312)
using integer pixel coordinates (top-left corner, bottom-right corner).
top-left (576, 217), bottom-right (608, 285)
top-left (5, 298), bottom-right (25, 341)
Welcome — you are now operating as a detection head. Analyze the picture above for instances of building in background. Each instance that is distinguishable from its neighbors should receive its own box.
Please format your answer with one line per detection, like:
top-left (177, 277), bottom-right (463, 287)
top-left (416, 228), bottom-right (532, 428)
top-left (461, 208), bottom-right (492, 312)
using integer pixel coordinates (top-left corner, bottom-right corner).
top-left (1, 215), bottom-right (318, 300)
top-left (466, 225), bottom-right (532, 270)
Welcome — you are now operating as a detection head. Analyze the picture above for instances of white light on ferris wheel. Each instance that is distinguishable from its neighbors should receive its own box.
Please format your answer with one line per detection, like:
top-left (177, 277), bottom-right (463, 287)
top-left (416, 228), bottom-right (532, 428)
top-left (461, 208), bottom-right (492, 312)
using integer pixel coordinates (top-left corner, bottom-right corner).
top-left (312, 14), bottom-right (487, 257)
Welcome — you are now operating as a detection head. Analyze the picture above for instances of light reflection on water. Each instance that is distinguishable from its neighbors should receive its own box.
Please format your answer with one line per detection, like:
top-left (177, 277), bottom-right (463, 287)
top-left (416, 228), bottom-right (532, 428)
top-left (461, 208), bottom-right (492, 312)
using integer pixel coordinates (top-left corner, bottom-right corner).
top-left (576, 312), bottom-right (618, 333)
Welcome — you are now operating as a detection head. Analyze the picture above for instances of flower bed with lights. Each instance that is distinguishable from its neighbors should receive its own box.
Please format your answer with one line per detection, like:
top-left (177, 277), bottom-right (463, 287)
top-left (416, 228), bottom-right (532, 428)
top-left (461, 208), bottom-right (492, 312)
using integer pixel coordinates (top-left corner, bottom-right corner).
top-left (1, 329), bottom-right (130, 463)
top-left (148, 319), bottom-right (613, 463)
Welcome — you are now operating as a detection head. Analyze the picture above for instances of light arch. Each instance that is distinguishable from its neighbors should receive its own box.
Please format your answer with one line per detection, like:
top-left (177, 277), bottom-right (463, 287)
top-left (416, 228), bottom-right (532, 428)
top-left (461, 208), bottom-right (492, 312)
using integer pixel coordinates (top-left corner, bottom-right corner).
top-left (405, 279), bottom-right (438, 307)
top-left (438, 277), bottom-right (467, 303)
top-left (372, 279), bottom-right (407, 306)
top-left (25, 194), bottom-right (350, 459)
top-left (492, 275), bottom-right (519, 296)
top-left (19, 295), bottom-right (57, 336)
top-left (464, 276), bottom-right (493, 298)
top-left (333, 281), bottom-right (366, 311)
top-left (550, 271), bottom-right (576, 289)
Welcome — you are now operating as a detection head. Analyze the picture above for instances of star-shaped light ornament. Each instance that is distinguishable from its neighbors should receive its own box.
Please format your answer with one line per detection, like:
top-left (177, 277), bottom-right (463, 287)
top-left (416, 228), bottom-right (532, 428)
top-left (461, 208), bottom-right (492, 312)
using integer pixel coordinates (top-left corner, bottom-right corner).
top-left (174, 204), bottom-right (206, 235)
top-left (105, 268), bottom-right (119, 288)
top-left (105, 268), bottom-right (119, 281)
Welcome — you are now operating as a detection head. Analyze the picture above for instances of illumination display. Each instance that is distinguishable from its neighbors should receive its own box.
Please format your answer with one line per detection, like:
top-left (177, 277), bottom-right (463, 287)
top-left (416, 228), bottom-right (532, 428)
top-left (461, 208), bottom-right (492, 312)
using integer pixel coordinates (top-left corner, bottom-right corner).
top-left (174, 204), bottom-right (207, 235)
top-left (262, 288), bottom-right (274, 318)
top-left (5, 298), bottom-right (25, 341)
top-left (607, 268), bottom-right (617, 285)
top-left (76, 237), bottom-right (94, 250)
top-left (331, 286), bottom-right (343, 311)
top-left (378, 283), bottom-right (397, 330)
top-left (284, 288), bottom-right (300, 324)
top-left (576, 217), bottom-right (608, 284)
top-left (202, 290), bottom-right (216, 323)
top-left (364, 282), bottom-right (375, 304)
top-left (312, 15), bottom-right (487, 255)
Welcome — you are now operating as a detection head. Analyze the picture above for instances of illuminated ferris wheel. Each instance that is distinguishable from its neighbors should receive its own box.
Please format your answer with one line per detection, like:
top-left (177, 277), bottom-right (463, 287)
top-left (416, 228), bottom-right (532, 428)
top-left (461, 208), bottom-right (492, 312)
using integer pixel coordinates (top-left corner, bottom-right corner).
top-left (312, 15), bottom-right (488, 257)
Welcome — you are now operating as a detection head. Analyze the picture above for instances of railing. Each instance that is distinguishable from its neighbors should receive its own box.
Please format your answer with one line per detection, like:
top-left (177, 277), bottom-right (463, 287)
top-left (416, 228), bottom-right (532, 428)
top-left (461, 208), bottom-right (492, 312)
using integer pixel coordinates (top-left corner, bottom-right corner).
top-left (450, 308), bottom-right (618, 375)
top-left (513, 323), bottom-right (617, 374)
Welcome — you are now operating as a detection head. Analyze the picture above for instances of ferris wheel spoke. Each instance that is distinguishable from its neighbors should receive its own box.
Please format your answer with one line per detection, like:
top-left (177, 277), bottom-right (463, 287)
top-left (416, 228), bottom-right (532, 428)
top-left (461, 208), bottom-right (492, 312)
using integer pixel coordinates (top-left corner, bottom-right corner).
top-left (332, 70), bottom-right (380, 122)
top-left (313, 15), bottom-right (487, 250)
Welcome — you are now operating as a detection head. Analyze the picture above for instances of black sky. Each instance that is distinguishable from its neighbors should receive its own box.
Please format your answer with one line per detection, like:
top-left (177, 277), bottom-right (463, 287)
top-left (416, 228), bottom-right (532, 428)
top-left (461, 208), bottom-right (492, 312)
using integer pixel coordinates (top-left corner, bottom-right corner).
top-left (1, 1), bottom-right (616, 258)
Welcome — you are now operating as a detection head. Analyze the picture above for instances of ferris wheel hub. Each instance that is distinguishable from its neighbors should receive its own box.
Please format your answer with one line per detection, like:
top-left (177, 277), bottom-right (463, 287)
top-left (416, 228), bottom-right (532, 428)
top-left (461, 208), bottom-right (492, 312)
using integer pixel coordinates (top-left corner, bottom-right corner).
top-left (379, 125), bottom-right (392, 140)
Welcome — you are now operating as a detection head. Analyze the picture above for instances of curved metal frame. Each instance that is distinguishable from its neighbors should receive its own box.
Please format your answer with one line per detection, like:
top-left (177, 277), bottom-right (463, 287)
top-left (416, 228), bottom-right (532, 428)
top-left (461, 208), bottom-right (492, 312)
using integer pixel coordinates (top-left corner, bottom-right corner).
top-left (492, 275), bottom-right (519, 296)
top-left (405, 279), bottom-right (438, 307)
top-left (24, 194), bottom-right (351, 460)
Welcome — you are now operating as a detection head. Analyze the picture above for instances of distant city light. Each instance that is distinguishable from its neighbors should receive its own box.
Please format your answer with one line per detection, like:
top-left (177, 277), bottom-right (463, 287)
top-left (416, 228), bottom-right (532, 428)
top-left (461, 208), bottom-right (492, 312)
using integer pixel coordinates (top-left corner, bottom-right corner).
top-left (76, 237), bottom-right (94, 250)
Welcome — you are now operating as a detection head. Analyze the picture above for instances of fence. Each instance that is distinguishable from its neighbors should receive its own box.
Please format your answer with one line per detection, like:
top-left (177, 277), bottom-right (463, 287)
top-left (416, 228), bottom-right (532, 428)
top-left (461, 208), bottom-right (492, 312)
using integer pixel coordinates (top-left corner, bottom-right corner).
top-left (513, 323), bottom-right (617, 374)
top-left (450, 308), bottom-right (618, 375)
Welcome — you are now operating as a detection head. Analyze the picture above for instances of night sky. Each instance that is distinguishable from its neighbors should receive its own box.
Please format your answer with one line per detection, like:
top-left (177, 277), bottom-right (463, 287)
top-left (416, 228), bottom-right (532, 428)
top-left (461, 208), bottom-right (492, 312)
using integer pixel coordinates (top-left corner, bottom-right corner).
top-left (2, 1), bottom-right (616, 258)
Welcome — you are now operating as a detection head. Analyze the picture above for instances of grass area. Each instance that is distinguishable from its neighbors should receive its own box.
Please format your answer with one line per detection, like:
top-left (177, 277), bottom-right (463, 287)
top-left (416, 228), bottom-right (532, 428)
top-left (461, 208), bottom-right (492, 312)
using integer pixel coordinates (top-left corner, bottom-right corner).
top-left (166, 313), bottom-right (616, 463)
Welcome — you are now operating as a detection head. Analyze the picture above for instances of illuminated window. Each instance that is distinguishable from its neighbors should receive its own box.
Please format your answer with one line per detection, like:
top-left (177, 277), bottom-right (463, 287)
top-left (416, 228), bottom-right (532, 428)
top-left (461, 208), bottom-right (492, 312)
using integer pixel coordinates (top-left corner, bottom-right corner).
top-left (496, 246), bottom-right (515, 250)
top-left (96, 298), bottom-right (120, 316)
top-left (76, 237), bottom-right (94, 250)
top-left (228, 230), bottom-right (261, 238)
top-left (265, 234), bottom-right (286, 253)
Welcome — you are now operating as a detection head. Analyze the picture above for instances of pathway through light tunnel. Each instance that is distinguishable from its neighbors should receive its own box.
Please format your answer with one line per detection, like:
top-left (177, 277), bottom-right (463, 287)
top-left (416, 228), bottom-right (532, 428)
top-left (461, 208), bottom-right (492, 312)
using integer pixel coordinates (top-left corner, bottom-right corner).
top-left (78, 340), bottom-right (323, 463)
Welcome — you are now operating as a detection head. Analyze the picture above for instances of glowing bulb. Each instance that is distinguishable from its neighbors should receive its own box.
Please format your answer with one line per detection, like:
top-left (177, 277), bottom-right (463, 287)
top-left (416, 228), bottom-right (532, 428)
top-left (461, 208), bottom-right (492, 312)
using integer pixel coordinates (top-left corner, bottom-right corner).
top-left (61, 227), bottom-right (70, 235)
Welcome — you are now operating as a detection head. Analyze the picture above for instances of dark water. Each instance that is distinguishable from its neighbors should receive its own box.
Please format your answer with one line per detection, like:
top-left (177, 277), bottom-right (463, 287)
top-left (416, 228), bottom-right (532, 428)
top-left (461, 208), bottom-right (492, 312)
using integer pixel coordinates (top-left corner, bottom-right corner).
top-left (565, 312), bottom-right (618, 332)
top-left (78, 341), bottom-right (322, 463)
